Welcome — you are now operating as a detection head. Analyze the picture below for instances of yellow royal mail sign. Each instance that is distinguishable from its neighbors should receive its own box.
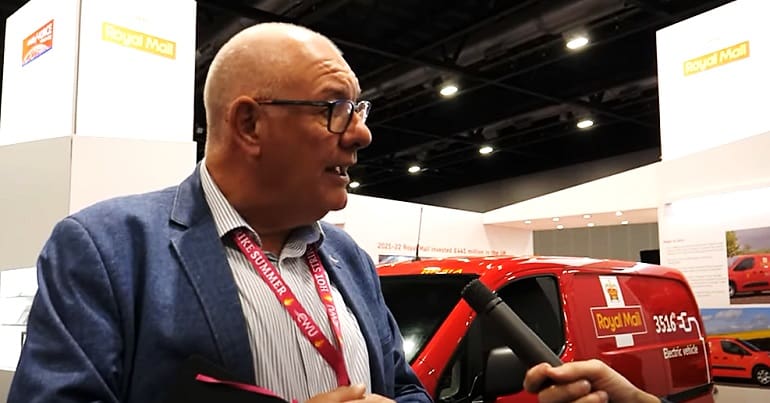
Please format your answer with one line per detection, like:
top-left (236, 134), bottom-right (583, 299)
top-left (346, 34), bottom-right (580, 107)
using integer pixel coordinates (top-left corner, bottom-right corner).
top-left (101, 22), bottom-right (176, 60)
top-left (683, 41), bottom-right (749, 76)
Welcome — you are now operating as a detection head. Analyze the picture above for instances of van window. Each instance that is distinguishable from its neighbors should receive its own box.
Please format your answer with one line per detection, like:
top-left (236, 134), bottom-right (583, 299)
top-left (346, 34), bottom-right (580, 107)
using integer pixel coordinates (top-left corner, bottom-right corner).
top-left (722, 340), bottom-right (749, 356)
top-left (435, 276), bottom-right (566, 401)
top-left (379, 274), bottom-right (478, 363)
top-left (737, 339), bottom-right (762, 352)
top-left (734, 257), bottom-right (755, 271)
top-left (486, 276), bottom-right (566, 354)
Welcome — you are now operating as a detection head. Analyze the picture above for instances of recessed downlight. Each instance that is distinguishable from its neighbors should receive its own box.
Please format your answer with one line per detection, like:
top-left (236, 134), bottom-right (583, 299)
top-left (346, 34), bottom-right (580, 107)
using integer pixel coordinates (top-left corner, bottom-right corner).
top-left (349, 181), bottom-right (360, 189)
top-left (577, 119), bottom-right (594, 129)
top-left (566, 35), bottom-right (589, 50)
top-left (408, 165), bottom-right (421, 174)
top-left (479, 145), bottom-right (494, 155)
top-left (439, 84), bottom-right (458, 97)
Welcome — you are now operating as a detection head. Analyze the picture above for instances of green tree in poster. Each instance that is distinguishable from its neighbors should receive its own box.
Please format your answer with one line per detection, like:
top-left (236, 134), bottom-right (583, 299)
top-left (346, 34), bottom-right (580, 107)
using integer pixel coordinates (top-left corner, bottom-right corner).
top-left (726, 231), bottom-right (741, 257)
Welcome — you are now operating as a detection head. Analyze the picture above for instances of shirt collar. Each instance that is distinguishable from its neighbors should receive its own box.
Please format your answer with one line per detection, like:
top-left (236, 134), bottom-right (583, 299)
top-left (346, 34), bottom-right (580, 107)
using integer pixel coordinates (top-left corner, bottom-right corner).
top-left (198, 160), bottom-right (325, 250)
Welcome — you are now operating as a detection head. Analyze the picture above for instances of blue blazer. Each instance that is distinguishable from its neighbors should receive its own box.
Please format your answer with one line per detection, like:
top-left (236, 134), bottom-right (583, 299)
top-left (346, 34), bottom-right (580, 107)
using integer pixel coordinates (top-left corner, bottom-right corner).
top-left (8, 167), bottom-right (431, 403)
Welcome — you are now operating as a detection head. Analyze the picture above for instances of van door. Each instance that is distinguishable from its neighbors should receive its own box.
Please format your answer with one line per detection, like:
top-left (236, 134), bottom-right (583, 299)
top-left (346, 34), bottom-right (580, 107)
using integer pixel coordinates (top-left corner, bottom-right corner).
top-left (715, 339), bottom-right (753, 377)
top-left (563, 272), bottom-right (712, 402)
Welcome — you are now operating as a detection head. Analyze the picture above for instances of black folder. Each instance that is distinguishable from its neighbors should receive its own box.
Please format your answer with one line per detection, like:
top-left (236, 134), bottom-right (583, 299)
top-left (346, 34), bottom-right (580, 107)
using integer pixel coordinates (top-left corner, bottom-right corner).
top-left (163, 356), bottom-right (290, 403)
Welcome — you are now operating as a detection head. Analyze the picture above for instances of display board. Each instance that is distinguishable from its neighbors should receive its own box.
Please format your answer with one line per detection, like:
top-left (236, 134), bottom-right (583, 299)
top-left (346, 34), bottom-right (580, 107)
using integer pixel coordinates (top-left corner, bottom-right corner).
top-left (656, 0), bottom-right (770, 396)
top-left (657, 0), bottom-right (770, 161)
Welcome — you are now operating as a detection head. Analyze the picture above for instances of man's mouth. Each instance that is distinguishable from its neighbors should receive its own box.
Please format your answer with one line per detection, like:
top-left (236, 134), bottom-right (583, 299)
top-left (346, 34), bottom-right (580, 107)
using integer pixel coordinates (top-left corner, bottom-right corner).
top-left (325, 165), bottom-right (349, 177)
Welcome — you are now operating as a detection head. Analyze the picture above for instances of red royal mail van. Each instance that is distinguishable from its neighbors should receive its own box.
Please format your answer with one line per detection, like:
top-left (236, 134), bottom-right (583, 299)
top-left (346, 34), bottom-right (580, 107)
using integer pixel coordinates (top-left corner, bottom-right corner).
top-left (377, 256), bottom-right (714, 403)
top-left (728, 254), bottom-right (770, 297)
top-left (707, 336), bottom-right (770, 385)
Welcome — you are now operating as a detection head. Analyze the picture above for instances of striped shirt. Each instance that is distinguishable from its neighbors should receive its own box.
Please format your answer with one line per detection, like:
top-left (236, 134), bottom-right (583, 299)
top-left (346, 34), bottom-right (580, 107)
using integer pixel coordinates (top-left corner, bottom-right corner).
top-left (199, 162), bottom-right (371, 402)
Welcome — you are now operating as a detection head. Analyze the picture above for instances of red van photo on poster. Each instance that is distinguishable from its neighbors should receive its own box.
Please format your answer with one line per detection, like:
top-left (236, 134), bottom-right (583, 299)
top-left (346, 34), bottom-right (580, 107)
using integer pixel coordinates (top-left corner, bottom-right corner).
top-left (726, 226), bottom-right (770, 304)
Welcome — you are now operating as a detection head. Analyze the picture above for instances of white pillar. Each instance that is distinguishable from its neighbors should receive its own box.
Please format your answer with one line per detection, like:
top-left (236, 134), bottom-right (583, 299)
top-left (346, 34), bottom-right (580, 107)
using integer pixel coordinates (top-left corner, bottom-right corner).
top-left (0, 0), bottom-right (198, 371)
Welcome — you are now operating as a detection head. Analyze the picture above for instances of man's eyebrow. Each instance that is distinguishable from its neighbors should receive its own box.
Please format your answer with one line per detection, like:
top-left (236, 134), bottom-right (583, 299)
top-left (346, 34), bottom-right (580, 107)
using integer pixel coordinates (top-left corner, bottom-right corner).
top-left (320, 87), bottom-right (358, 100)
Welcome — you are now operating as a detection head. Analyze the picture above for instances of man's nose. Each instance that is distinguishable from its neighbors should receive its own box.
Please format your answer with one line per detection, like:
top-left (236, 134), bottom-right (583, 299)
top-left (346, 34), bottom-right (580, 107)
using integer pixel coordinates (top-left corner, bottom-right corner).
top-left (340, 113), bottom-right (372, 150)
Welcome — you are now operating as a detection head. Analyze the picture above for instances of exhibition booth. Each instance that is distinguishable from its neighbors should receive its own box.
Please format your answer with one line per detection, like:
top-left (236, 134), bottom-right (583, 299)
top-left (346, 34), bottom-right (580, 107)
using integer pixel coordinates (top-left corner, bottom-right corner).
top-left (1, 0), bottom-right (769, 401)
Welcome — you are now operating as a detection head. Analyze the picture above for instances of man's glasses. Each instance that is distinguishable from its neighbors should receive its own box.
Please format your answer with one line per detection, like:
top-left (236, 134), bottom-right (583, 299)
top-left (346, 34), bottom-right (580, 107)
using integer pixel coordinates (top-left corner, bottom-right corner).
top-left (256, 99), bottom-right (372, 134)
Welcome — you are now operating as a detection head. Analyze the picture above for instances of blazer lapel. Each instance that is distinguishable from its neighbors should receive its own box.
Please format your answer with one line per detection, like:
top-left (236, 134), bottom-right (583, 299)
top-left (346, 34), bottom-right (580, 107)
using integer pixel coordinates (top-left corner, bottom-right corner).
top-left (169, 167), bottom-right (254, 383)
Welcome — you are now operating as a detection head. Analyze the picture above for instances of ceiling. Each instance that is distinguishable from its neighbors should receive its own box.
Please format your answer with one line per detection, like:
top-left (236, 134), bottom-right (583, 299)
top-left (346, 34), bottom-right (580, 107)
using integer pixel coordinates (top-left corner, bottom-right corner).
top-left (0, 0), bottom-right (734, 203)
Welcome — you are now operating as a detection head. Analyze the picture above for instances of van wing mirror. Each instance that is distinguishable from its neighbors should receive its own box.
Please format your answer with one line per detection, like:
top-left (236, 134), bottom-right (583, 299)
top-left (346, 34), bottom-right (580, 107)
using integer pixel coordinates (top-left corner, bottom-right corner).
top-left (484, 347), bottom-right (527, 398)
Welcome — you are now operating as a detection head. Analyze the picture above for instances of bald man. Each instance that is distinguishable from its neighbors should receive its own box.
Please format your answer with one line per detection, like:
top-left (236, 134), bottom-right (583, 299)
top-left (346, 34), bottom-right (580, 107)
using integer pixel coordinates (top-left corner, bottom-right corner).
top-left (8, 22), bottom-right (665, 403)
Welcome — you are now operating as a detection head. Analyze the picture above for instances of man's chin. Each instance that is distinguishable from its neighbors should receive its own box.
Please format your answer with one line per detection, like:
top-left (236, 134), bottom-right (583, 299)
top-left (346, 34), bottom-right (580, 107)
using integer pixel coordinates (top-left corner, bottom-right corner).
top-left (328, 191), bottom-right (349, 211)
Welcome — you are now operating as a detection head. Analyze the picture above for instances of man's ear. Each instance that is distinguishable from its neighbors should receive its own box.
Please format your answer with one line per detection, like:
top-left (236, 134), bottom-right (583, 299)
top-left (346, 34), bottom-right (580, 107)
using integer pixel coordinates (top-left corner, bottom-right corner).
top-left (227, 96), bottom-right (262, 153)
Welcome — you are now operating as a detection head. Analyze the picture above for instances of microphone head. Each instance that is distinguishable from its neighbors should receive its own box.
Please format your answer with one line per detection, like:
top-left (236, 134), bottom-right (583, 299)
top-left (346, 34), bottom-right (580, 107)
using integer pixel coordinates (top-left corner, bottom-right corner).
top-left (461, 279), bottom-right (498, 313)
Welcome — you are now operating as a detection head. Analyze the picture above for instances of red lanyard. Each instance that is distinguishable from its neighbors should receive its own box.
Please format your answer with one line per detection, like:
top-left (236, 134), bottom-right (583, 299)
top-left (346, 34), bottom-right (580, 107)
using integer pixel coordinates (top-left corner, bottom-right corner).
top-left (232, 229), bottom-right (350, 387)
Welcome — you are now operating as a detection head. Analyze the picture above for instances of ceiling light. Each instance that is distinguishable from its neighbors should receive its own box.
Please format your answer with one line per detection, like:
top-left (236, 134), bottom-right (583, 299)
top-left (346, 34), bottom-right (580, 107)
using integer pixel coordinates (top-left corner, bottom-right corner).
top-left (439, 84), bottom-right (458, 97)
top-left (577, 119), bottom-right (594, 129)
top-left (552, 217), bottom-right (560, 222)
top-left (408, 165), bottom-right (421, 174)
top-left (479, 145), bottom-right (494, 155)
top-left (587, 223), bottom-right (595, 227)
top-left (615, 211), bottom-right (623, 216)
top-left (524, 220), bottom-right (532, 224)
top-left (566, 35), bottom-right (589, 50)
top-left (557, 224), bottom-right (565, 230)
top-left (349, 181), bottom-right (360, 189)
top-left (621, 220), bottom-right (629, 225)
top-left (583, 214), bottom-right (591, 219)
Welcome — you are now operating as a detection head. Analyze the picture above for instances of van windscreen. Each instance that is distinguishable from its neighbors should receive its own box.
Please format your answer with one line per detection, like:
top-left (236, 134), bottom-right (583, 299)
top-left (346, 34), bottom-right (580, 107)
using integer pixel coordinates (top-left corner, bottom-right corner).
top-left (380, 274), bottom-right (478, 363)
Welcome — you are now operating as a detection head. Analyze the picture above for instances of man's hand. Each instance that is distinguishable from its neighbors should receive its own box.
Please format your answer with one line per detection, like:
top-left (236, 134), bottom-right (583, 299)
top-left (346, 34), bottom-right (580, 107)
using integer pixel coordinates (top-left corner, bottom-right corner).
top-left (307, 384), bottom-right (367, 403)
top-left (523, 360), bottom-right (661, 403)
top-left (306, 384), bottom-right (395, 403)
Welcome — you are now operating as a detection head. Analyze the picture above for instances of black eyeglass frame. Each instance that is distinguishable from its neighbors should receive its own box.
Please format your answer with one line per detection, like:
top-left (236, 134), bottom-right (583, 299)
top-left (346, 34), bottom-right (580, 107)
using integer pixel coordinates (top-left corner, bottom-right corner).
top-left (255, 98), bottom-right (371, 134)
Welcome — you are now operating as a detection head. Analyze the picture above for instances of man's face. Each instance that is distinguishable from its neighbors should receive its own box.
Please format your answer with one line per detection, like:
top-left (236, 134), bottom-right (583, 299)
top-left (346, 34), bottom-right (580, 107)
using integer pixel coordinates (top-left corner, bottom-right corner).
top-left (257, 39), bottom-right (372, 221)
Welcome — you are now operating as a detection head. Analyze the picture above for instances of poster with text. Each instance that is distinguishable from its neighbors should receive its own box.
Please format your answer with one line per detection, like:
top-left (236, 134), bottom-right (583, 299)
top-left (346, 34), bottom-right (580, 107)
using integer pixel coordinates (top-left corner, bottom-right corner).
top-left (658, 187), bottom-right (770, 308)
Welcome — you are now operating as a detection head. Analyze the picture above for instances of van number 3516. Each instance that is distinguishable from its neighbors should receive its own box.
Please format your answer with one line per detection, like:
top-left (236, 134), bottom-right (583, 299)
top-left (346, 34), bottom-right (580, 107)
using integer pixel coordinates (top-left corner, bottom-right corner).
top-left (652, 312), bottom-right (694, 334)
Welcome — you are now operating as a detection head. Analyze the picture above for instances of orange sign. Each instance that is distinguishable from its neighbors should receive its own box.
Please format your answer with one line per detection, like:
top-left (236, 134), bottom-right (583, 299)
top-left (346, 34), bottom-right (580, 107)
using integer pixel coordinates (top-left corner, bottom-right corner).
top-left (591, 306), bottom-right (647, 338)
top-left (683, 41), bottom-right (750, 76)
top-left (22, 19), bottom-right (54, 66)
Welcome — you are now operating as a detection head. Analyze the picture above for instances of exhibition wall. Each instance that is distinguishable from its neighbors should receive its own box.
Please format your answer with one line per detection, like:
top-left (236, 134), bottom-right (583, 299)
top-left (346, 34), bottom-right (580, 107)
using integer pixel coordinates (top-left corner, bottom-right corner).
top-left (323, 193), bottom-right (534, 264)
top-left (483, 162), bottom-right (659, 227)
top-left (534, 223), bottom-right (659, 262)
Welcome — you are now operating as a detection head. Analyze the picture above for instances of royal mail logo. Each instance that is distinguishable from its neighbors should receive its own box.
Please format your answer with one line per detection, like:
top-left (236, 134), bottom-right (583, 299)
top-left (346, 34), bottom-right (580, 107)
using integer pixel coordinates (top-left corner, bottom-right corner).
top-left (683, 41), bottom-right (749, 76)
top-left (22, 19), bottom-right (54, 66)
top-left (603, 281), bottom-right (619, 301)
top-left (101, 22), bottom-right (176, 60)
top-left (591, 306), bottom-right (647, 338)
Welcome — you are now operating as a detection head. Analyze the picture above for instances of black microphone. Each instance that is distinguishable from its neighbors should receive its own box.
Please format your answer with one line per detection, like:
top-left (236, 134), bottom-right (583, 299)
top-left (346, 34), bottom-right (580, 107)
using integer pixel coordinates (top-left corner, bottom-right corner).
top-left (461, 279), bottom-right (562, 370)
